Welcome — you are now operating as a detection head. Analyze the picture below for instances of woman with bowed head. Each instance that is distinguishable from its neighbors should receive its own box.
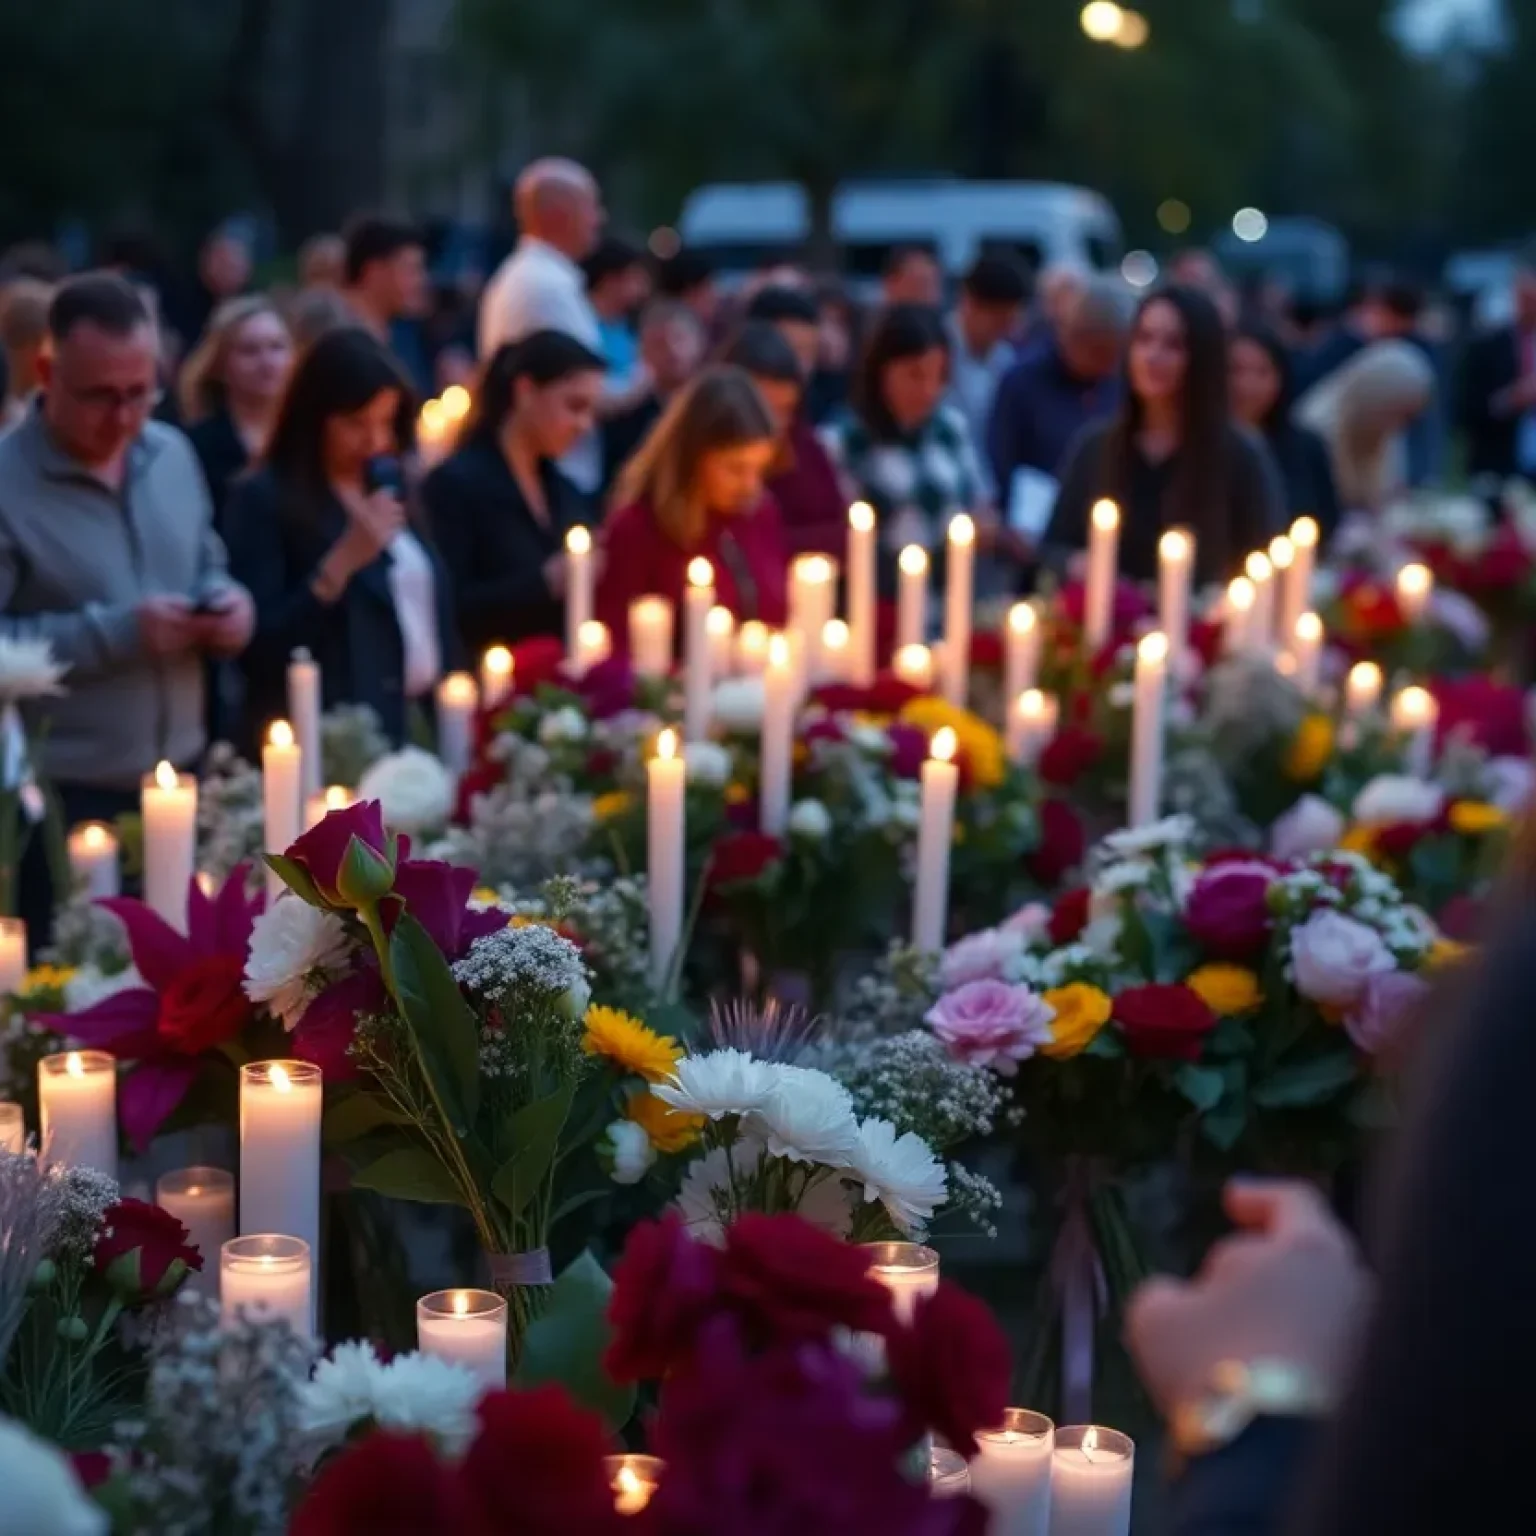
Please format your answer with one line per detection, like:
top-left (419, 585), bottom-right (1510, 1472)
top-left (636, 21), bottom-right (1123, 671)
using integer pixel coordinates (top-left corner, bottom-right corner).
top-left (423, 331), bottom-right (605, 655)
top-left (224, 326), bottom-right (458, 751)
top-left (1047, 285), bottom-right (1282, 585)
top-left (596, 366), bottom-right (788, 639)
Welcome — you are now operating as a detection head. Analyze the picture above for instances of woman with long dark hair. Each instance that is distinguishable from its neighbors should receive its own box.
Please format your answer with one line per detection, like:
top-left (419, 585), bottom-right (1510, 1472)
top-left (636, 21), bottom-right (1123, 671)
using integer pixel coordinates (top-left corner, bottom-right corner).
top-left (423, 331), bottom-right (604, 654)
top-left (223, 325), bottom-right (457, 747)
top-left (1047, 286), bottom-right (1281, 584)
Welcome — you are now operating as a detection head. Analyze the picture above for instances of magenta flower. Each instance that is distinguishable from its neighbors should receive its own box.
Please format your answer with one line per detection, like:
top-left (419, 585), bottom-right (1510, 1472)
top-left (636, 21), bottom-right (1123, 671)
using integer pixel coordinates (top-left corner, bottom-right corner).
top-left (387, 860), bottom-right (507, 957)
top-left (925, 980), bottom-right (1055, 1076)
top-left (280, 800), bottom-right (399, 909)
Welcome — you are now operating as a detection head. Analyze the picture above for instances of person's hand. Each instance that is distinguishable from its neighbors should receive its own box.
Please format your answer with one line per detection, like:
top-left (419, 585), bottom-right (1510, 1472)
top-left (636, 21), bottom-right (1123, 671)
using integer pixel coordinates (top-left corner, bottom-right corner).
top-left (136, 595), bottom-right (199, 658)
top-left (1126, 1180), bottom-right (1370, 1420)
top-left (327, 492), bottom-right (406, 583)
top-left (193, 585), bottom-right (256, 657)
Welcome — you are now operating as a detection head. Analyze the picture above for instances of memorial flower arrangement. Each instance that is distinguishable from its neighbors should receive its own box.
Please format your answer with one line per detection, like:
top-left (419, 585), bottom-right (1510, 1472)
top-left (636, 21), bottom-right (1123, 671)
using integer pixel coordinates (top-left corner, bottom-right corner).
top-left (0, 635), bottom-right (69, 918)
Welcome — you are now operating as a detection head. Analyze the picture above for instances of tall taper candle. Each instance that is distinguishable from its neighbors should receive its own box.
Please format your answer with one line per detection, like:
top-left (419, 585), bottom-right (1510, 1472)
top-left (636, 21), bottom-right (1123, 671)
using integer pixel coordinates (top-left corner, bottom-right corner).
top-left (1345, 660), bottom-right (1383, 718)
top-left (893, 644), bottom-right (935, 693)
top-left (1007, 690), bottom-right (1059, 768)
top-left (564, 525), bottom-right (594, 659)
top-left (0, 917), bottom-right (25, 995)
top-left (287, 649), bottom-right (322, 800)
top-left (789, 555), bottom-right (837, 682)
top-left (262, 721), bottom-right (303, 903)
top-left (1269, 535), bottom-right (1295, 643)
top-left (1245, 551), bottom-right (1275, 646)
top-left (847, 502), bottom-right (878, 685)
top-left (683, 558), bottom-right (715, 741)
top-left (1129, 632), bottom-right (1169, 828)
top-left (480, 644), bottom-right (513, 710)
top-left (1083, 500), bottom-right (1120, 654)
top-left (896, 545), bottom-right (929, 651)
top-left (1004, 603), bottom-right (1041, 705)
top-left (941, 513), bottom-right (976, 706)
top-left (1392, 684), bottom-right (1438, 776)
top-left (707, 606), bottom-right (735, 679)
top-left (1158, 528), bottom-right (1194, 663)
top-left (647, 729), bottom-right (686, 991)
top-left (67, 821), bottom-right (120, 899)
top-left (1290, 612), bottom-right (1323, 694)
top-left (1396, 561), bottom-right (1433, 625)
top-left (1284, 516), bottom-right (1318, 644)
top-left (913, 728), bottom-right (959, 953)
top-left (821, 618), bottom-right (851, 685)
top-left (142, 762), bottom-right (197, 931)
top-left (629, 597), bottom-right (674, 679)
top-left (736, 619), bottom-right (769, 676)
top-left (38, 1050), bottom-right (116, 1177)
top-left (239, 1061), bottom-right (321, 1321)
top-left (436, 672), bottom-right (478, 776)
top-left (1224, 577), bottom-right (1255, 656)
top-left (156, 1167), bottom-right (235, 1299)
top-left (760, 634), bottom-right (795, 836)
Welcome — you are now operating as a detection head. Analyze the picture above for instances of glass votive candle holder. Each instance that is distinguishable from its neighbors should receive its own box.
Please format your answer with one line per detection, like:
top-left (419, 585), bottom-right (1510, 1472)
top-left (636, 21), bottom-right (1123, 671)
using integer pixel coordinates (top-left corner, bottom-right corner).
top-left (971, 1409), bottom-right (1056, 1536)
top-left (605, 1453), bottom-right (664, 1515)
top-left (0, 1100), bottom-right (24, 1155)
top-left (1050, 1425), bottom-right (1134, 1536)
top-left (154, 1167), bottom-right (235, 1298)
top-left (860, 1241), bottom-right (940, 1324)
top-left (220, 1235), bottom-right (312, 1338)
top-left (928, 1446), bottom-right (971, 1498)
top-left (416, 1288), bottom-right (508, 1390)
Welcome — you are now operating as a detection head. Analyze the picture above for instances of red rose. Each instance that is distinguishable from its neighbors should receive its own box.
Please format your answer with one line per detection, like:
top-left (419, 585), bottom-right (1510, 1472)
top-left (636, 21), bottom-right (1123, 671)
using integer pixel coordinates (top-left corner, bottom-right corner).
top-left (156, 954), bottom-right (253, 1055)
top-left (290, 1431), bottom-right (472, 1536)
top-left (719, 1214), bottom-right (894, 1346)
top-left (811, 676), bottom-right (921, 716)
top-left (1183, 866), bottom-right (1273, 960)
top-left (1374, 817), bottom-right (1439, 860)
top-left (1340, 574), bottom-right (1405, 638)
top-left (69, 1452), bottom-right (111, 1490)
top-left (606, 1213), bottom-right (724, 1383)
top-left (1433, 677), bottom-right (1528, 757)
top-left (1049, 886), bottom-right (1090, 945)
top-left (802, 716), bottom-right (848, 749)
top-left (1188, 616), bottom-right (1224, 669)
top-left (886, 1282), bottom-right (1010, 1458)
top-left (969, 630), bottom-right (1003, 670)
top-left (707, 831), bottom-right (785, 892)
top-left (1026, 798), bottom-right (1086, 885)
top-left (1113, 983), bottom-right (1217, 1061)
top-left (1038, 726), bottom-right (1103, 789)
top-left (509, 635), bottom-right (569, 695)
top-left (93, 1198), bottom-right (202, 1304)
top-left (573, 656), bottom-right (637, 720)
top-left (1465, 526), bottom-right (1532, 592)
top-left (285, 799), bottom-right (397, 908)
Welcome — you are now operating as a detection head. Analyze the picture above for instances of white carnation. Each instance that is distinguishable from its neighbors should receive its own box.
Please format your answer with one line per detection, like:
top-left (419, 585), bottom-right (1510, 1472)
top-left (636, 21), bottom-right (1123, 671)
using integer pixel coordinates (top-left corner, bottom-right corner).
top-left (1352, 774), bottom-right (1444, 827)
top-left (0, 637), bottom-right (68, 703)
top-left (848, 1118), bottom-right (947, 1234)
top-left (1270, 795), bottom-right (1346, 860)
top-left (655, 1048), bottom-right (781, 1121)
top-left (537, 706), bottom-right (590, 746)
top-left (788, 798), bottom-right (832, 841)
top-left (748, 1063), bottom-right (861, 1166)
top-left (243, 896), bottom-right (351, 1028)
top-left (0, 1414), bottom-right (106, 1535)
top-left (604, 1119), bottom-right (656, 1186)
top-left (357, 746), bottom-right (455, 834)
top-left (298, 1340), bottom-right (387, 1448)
top-left (683, 740), bottom-right (733, 788)
top-left (1102, 815), bottom-right (1195, 859)
top-left (374, 1352), bottom-right (485, 1454)
top-left (1485, 756), bottom-right (1536, 815)
top-left (712, 677), bottom-right (766, 734)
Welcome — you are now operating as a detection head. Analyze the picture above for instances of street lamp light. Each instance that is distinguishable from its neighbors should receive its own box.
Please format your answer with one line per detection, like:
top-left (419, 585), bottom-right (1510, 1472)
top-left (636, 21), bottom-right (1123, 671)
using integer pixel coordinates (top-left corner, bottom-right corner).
top-left (1081, 2), bottom-right (1125, 42)
top-left (1232, 208), bottom-right (1269, 244)
top-left (1157, 199), bottom-right (1191, 235)
top-left (1113, 9), bottom-right (1151, 48)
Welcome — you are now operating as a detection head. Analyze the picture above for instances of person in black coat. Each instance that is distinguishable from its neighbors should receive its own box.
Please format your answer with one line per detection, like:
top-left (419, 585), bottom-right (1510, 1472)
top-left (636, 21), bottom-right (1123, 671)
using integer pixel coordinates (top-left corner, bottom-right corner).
top-left (423, 331), bottom-right (604, 656)
top-left (1229, 320), bottom-right (1341, 540)
top-left (1458, 243), bottom-right (1536, 480)
top-left (223, 326), bottom-right (458, 751)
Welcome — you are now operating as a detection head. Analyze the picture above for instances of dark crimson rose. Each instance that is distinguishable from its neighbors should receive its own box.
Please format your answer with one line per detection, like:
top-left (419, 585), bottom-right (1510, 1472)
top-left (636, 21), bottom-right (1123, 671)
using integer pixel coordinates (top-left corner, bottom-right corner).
top-left (1188, 616), bottom-right (1224, 669)
top-left (707, 832), bottom-right (785, 892)
top-left (885, 1282), bottom-right (1010, 1458)
top-left (812, 676), bottom-right (922, 716)
top-left (584, 747), bottom-right (619, 780)
top-left (969, 630), bottom-right (1003, 669)
top-left (156, 954), bottom-right (253, 1054)
top-left (573, 655), bottom-right (637, 720)
top-left (1059, 578), bottom-right (1152, 640)
top-left (1114, 983), bottom-right (1218, 1061)
top-left (1374, 816), bottom-right (1443, 861)
top-left (69, 1452), bottom-right (110, 1490)
top-left (1465, 526), bottom-right (1532, 592)
top-left (509, 635), bottom-right (568, 695)
top-left (294, 968), bottom-right (386, 1082)
top-left (1433, 676), bottom-right (1527, 757)
top-left (1184, 866), bottom-right (1274, 960)
top-left (801, 716), bottom-right (848, 749)
top-left (605, 1213), bottom-right (724, 1383)
top-left (1026, 798), bottom-right (1086, 885)
top-left (886, 723), bottom-right (929, 780)
top-left (1049, 886), bottom-right (1091, 945)
top-left (390, 859), bottom-right (506, 957)
top-left (1340, 573), bottom-right (1405, 638)
top-left (290, 1431), bottom-right (472, 1536)
top-left (285, 799), bottom-right (396, 908)
top-left (93, 1198), bottom-right (202, 1304)
top-left (1038, 726), bottom-right (1104, 789)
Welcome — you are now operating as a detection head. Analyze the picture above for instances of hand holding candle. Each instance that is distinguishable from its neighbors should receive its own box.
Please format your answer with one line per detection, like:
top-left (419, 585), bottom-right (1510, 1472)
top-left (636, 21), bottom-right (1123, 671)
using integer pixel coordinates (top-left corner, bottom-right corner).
top-left (913, 729), bottom-right (959, 953)
top-left (1083, 500), bottom-right (1120, 653)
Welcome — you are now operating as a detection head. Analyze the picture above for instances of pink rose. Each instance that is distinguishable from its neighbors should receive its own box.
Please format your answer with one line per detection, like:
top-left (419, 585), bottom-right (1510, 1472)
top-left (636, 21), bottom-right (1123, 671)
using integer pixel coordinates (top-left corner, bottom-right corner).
top-left (1184, 864), bottom-right (1275, 960)
top-left (1291, 910), bottom-right (1395, 1009)
top-left (1270, 796), bottom-right (1346, 861)
top-left (939, 928), bottom-right (1025, 990)
top-left (924, 980), bottom-right (1055, 1076)
top-left (1345, 969), bottom-right (1430, 1054)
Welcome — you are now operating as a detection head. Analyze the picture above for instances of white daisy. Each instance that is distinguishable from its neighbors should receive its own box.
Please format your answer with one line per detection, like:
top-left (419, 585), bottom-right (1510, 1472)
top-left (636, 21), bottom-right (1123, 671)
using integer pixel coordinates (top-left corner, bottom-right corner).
top-left (375, 1352), bottom-right (485, 1455)
top-left (748, 1063), bottom-right (861, 1166)
top-left (849, 1118), bottom-right (948, 1235)
top-left (244, 896), bottom-right (352, 1028)
top-left (654, 1049), bottom-right (781, 1121)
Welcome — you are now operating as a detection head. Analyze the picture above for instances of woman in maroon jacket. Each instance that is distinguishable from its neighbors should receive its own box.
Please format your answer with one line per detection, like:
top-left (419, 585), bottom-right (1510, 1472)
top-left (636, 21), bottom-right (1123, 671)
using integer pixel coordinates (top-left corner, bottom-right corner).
top-left (597, 366), bottom-right (788, 641)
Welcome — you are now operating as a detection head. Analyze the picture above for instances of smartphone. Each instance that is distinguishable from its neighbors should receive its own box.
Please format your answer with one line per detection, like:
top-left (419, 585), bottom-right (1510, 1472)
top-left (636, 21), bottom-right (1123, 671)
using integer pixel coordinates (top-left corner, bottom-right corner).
top-left (364, 455), bottom-right (405, 498)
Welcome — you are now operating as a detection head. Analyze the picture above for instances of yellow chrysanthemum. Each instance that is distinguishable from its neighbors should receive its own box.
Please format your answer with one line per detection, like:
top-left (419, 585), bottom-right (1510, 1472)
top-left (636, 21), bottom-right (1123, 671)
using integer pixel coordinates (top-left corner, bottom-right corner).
top-left (592, 791), bottom-right (634, 823)
top-left (582, 1004), bottom-right (683, 1083)
top-left (1338, 825), bottom-right (1380, 859)
top-left (1040, 984), bottom-right (1112, 1060)
top-left (19, 964), bottom-right (74, 999)
top-left (725, 782), bottom-right (752, 807)
top-left (1427, 937), bottom-right (1473, 972)
top-left (472, 886), bottom-right (501, 906)
top-left (1185, 963), bottom-right (1263, 1017)
top-left (899, 697), bottom-right (1006, 790)
top-left (1449, 800), bottom-right (1510, 836)
top-left (1284, 714), bottom-right (1334, 782)
top-left (626, 1088), bottom-right (704, 1153)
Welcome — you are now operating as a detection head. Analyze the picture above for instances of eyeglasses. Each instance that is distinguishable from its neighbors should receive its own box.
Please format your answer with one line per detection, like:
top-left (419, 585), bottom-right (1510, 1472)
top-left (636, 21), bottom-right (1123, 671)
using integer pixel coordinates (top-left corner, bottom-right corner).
top-left (56, 379), bottom-right (164, 414)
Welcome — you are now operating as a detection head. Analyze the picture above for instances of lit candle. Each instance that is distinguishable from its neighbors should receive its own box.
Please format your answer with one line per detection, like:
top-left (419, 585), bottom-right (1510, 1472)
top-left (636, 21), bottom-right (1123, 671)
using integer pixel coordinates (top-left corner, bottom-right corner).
top-left (1224, 577), bottom-right (1255, 656)
top-left (564, 525), bottom-right (595, 660)
top-left (1245, 551), bottom-right (1275, 646)
top-left (1345, 660), bottom-right (1383, 718)
top-left (262, 721), bottom-right (303, 903)
top-left (287, 649), bottom-right (322, 800)
top-left (416, 1288), bottom-right (508, 1390)
top-left (1290, 612), bottom-right (1324, 694)
top-left (971, 1410), bottom-right (1056, 1536)
top-left (480, 644), bottom-right (514, 710)
top-left (1083, 500), bottom-right (1120, 654)
top-left (896, 545), bottom-right (930, 652)
top-left (573, 619), bottom-right (612, 676)
top-left (647, 730), bottom-right (686, 992)
top-left (0, 1101), bottom-right (24, 1154)
top-left (38, 1050), bottom-right (116, 1177)
top-left (1157, 529), bottom-right (1194, 664)
top-left (760, 634), bottom-right (795, 836)
top-left (606, 1455), bottom-right (664, 1516)
top-left (439, 384), bottom-right (472, 427)
top-left (436, 672), bottom-right (479, 776)
top-left (239, 1061), bottom-right (321, 1323)
top-left (1392, 684), bottom-right (1439, 776)
top-left (862, 1241), bottom-right (940, 1325)
top-left (629, 596), bottom-right (675, 679)
top-left (735, 620), bottom-right (769, 677)
top-left (942, 513), bottom-right (976, 707)
top-left (305, 784), bottom-right (354, 831)
top-left (0, 917), bottom-right (24, 995)
top-left (892, 643), bottom-right (935, 693)
top-left (1049, 1426), bottom-right (1134, 1536)
top-left (1004, 603), bottom-right (1041, 705)
top-left (1129, 632), bottom-right (1169, 828)
top-left (913, 729), bottom-right (959, 953)
top-left (1396, 561), bottom-right (1433, 626)
top-left (706, 606), bottom-right (735, 679)
top-left (789, 555), bottom-right (837, 682)
top-left (821, 618), bottom-right (851, 684)
top-left (682, 558), bottom-right (715, 741)
top-left (156, 1166), bottom-right (235, 1299)
top-left (1008, 690), bottom-right (1059, 768)
top-left (67, 821), bottom-right (120, 899)
top-left (141, 761), bottom-right (197, 931)
top-left (220, 1235), bottom-right (312, 1338)
top-left (1283, 516), bottom-right (1319, 644)
top-left (929, 1447), bottom-right (972, 1498)
top-left (847, 502), bottom-right (878, 685)
top-left (416, 398), bottom-right (452, 468)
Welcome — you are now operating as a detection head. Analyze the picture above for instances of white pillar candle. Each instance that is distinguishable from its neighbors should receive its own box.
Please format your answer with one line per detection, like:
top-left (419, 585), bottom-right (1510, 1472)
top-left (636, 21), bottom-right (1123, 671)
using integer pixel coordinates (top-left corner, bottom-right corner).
top-left (221, 1235), bottom-right (312, 1338)
top-left (1396, 561), bottom-right (1434, 626)
top-left (287, 649), bottom-right (322, 801)
top-left (1392, 684), bottom-right (1439, 776)
top-left (1345, 660), bottom-right (1384, 719)
top-left (706, 606), bottom-right (735, 680)
top-left (893, 643), bottom-right (935, 693)
top-left (0, 1101), bottom-right (25, 1154)
top-left (736, 620), bottom-right (769, 677)
top-left (1129, 632), bottom-right (1169, 829)
top-left (789, 555), bottom-right (838, 682)
top-left (896, 545), bottom-right (930, 652)
top-left (683, 558), bottom-right (715, 741)
top-left (820, 618), bottom-right (851, 685)
top-left (305, 784), bottom-right (354, 831)
top-left (156, 1166), bottom-right (235, 1298)
top-left (913, 729), bottom-right (959, 953)
top-left (141, 762), bottom-right (197, 932)
top-left (759, 634), bottom-right (795, 836)
top-left (929, 1448), bottom-right (972, 1498)
top-left (1245, 551), bottom-right (1275, 646)
top-left (647, 729), bottom-right (686, 991)
top-left (436, 672), bottom-right (478, 777)
top-left (606, 1455), bottom-right (664, 1516)
top-left (38, 1050), bottom-right (116, 1178)
top-left (862, 1241), bottom-right (940, 1325)
top-left (573, 620), bottom-right (612, 677)
top-left (847, 502), bottom-right (879, 686)
top-left (1083, 499), bottom-right (1120, 654)
top-left (941, 513), bottom-right (976, 707)
top-left (1049, 1426), bottom-right (1134, 1536)
top-left (1007, 690), bottom-right (1059, 768)
top-left (480, 644), bottom-right (514, 710)
top-left (564, 525), bottom-right (595, 660)
top-left (1157, 528), bottom-right (1194, 664)
top-left (67, 821), bottom-right (120, 900)
top-left (1003, 603), bottom-right (1041, 704)
top-left (1224, 577), bottom-right (1255, 656)
top-left (262, 721), bottom-right (303, 903)
top-left (1269, 533), bottom-right (1295, 626)
top-left (1283, 516), bottom-right (1319, 645)
top-left (629, 597), bottom-right (675, 679)
top-left (239, 1061), bottom-right (321, 1322)
top-left (1290, 612), bottom-right (1324, 694)
top-left (0, 917), bottom-right (25, 995)
top-left (971, 1410), bottom-right (1056, 1536)
top-left (417, 1288), bottom-right (508, 1390)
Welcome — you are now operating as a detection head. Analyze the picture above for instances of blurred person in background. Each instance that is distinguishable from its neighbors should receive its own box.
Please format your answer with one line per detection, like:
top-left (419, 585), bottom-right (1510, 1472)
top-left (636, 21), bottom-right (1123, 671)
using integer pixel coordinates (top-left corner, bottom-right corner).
top-left (582, 235), bottom-right (652, 390)
top-left (297, 233), bottom-right (347, 293)
top-left (0, 277), bottom-right (52, 431)
top-left (1032, 262), bottom-right (1090, 350)
top-left (881, 245), bottom-right (943, 308)
top-left (341, 213), bottom-right (432, 392)
top-left (600, 299), bottom-right (706, 493)
top-left (1170, 246), bottom-right (1239, 327)
top-left (654, 247), bottom-right (721, 338)
top-left (746, 284), bottom-right (822, 382)
top-left (287, 287), bottom-right (356, 353)
top-left (425, 331), bottom-right (604, 654)
top-left (171, 225), bottom-right (253, 349)
top-left (1458, 239), bottom-right (1536, 480)
top-left (806, 280), bottom-right (859, 424)
top-left (947, 254), bottom-right (1029, 472)
top-left (0, 241), bottom-right (67, 286)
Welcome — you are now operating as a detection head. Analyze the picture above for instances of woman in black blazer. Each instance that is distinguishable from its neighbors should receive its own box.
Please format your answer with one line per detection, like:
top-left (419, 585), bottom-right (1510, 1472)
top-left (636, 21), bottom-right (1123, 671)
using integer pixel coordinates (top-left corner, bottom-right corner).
top-left (422, 331), bottom-right (605, 656)
top-left (223, 326), bottom-right (459, 751)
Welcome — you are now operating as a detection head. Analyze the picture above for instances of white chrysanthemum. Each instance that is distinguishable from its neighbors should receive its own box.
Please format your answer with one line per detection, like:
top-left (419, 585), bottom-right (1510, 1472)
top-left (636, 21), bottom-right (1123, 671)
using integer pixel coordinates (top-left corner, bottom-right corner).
top-left (788, 798), bottom-right (832, 841)
top-left (297, 1340), bottom-right (388, 1446)
top-left (1352, 774), bottom-right (1444, 828)
top-left (0, 638), bottom-right (68, 703)
top-left (604, 1120), bottom-right (656, 1186)
top-left (374, 1353), bottom-right (485, 1455)
top-left (683, 740), bottom-right (733, 788)
top-left (849, 1118), bottom-right (948, 1234)
top-left (62, 965), bottom-right (143, 1014)
top-left (712, 677), bottom-right (766, 735)
top-left (654, 1048), bottom-right (781, 1120)
top-left (243, 896), bottom-right (352, 1028)
top-left (748, 1063), bottom-right (861, 1166)
top-left (537, 705), bottom-right (590, 746)
top-left (357, 746), bottom-right (455, 834)
top-left (0, 1414), bottom-right (106, 1535)
top-left (1101, 815), bottom-right (1195, 859)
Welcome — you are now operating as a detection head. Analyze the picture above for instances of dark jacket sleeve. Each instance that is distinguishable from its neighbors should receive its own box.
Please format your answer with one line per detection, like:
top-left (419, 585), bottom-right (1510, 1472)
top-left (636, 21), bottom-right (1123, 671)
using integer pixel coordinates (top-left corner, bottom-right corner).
top-left (1041, 422), bottom-right (1105, 571)
top-left (1168, 1419), bottom-right (1320, 1536)
top-left (1457, 329), bottom-right (1518, 477)
top-left (1299, 427), bottom-right (1342, 543)
top-left (1230, 428), bottom-right (1284, 552)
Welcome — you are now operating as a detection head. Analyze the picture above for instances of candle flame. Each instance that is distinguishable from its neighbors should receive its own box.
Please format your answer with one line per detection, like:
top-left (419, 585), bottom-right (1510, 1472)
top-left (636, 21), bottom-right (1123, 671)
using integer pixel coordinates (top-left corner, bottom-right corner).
top-left (565, 525), bottom-right (592, 556)
top-left (687, 556), bottom-right (714, 588)
top-left (453, 1291), bottom-right (469, 1317)
top-left (1091, 498), bottom-right (1120, 532)
top-left (795, 554), bottom-right (834, 584)
top-left (66, 1051), bottom-right (84, 1078)
top-left (949, 512), bottom-right (975, 547)
top-left (1228, 576), bottom-right (1255, 612)
top-left (268, 719), bottom-right (294, 749)
top-left (325, 786), bottom-right (351, 810)
top-left (849, 501), bottom-right (875, 534)
top-left (656, 728), bottom-right (678, 762)
top-left (1290, 515), bottom-right (1319, 550)
top-left (1349, 661), bottom-right (1383, 695)
top-left (1397, 561), bottom-right (1432, 597)
top-left (440, 384), bottom-right (472, 421)
top-left (1020, 688), bottom-right (1047, 718)
top-left (1138, 631), bottom-right (1170, 664)
top-left (154, 760), bottom-right (178, 791)
top-left (767, 633), bottom-right (789, 668)
top-left (440, 672), bottom-right (478, 706)
top-left (196, 871), bottom-right (217, 897)
top-left (578, 619), bottom-right (608, 649)
top-left (706, 606), bottom-right (733, 637)
top-left (270, 1063), bottom-right (292, 1093)
top-left (898, 545), bottom-right (928, 577)
top-left (483, 645), bottom-right (512, 679)
top-left (1269, 534), bottom-right (1295, 570)
top-left (1395, 684), bottom-right (1435, 724)
top-left (1245, 550), bottom-right (1272, 583)
top-left (1083, 1427), bottom-right (1100, 1461)
top-left (822, 618), bottom-right (849, 650)
top-left (931, 726), bottom-right (958, 763)
top-left (1008, 602), bottom-right (1035, 634)
top-left (1295, 612), bottom-right (1323, 643)
top-left (1158, 528), bottom-right (1190, 561)
top-left (82, 823), bottom-right (109, 850)
top-left (419, 398), bottom-right (446, 434)
top-left (740, 620), bottom-right (768, 653)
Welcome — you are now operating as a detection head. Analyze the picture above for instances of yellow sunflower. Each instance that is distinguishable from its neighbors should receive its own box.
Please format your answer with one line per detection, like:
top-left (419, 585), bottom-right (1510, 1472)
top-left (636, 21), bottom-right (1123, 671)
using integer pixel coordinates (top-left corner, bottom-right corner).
top-left (1185, 963), bottom-right (1263, 1017)
top-left (1448, 800), bottom-right (1510, 837)
top-left (1040, 984), bottom-right (1112, 1060)
top-left (582, 1004), bottom-right (683, 1083)
top-left (626, 1088), bottom-right (704, 1153)
top-left (1284, 714), bottom-right (1334, 782)
top-left (18, 964), bottom-right (75, 1000)
top-left (899, 697), bottom-right (1006, 789)
top-left (592, 790), bottom-right (634, 823)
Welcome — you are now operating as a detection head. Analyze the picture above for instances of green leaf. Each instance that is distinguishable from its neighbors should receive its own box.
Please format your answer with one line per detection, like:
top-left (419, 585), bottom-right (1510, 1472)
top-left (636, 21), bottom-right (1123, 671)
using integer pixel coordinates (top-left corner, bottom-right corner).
top-left (1175, 1063), bottom-right (1225, 1112)
top-left (389, 914), bottom-right (481, 1125)
top-left (514, 1250), bottom-right (635, 1430)
top-left (325, 1093), bottom-right (411, 1144)
top-left (263, 852), bottom-right (324, 907)
top-left (1253, 1052), bottom-right (1358, 1108)
top-left (492, 1084), bottom-right (575, 1223)
top-left (551, 1187), bottom-right (611, 1227)
top-left (353, 1147), bottom-right (467, 1206)
top-left (1202, 1100), bottom-right (1249, 1151)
